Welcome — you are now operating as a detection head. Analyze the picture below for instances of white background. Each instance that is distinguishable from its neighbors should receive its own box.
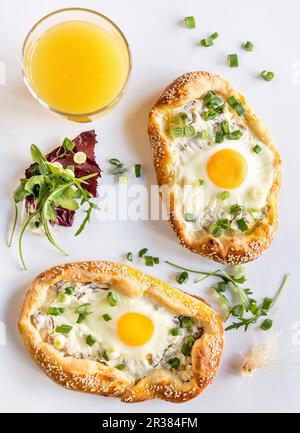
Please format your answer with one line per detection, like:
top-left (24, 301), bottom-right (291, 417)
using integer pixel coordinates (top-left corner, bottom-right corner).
top-left (0, 0), bottom-right (300, 413)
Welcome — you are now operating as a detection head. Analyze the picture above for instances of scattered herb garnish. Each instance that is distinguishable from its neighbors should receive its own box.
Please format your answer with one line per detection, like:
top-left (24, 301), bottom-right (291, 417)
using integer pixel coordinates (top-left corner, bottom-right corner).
top-left (176, 271), bottom-right (189, 284)
top-left (86, 334), bottom-right (96, 347)
top-left (55, 324), bottom-right (72, 334)
top-left (107, 292), bottom-right (117, 307)
top-left (126, 252), bottom-right (133, 261)
top-left (168, 357), bottom-right (180, 369)
top-left (134, 164), bottom-right (141, 178)
top-left (201, 38), bottom-right (213, 47)
top-left (47, 307), bottom-right (65, 316)
top-left (166, 261), bottom-right (290, 332)
top-left (103, 314), bottom-right (112, 322)
top-left (75, 303), bottom-right (92, 324)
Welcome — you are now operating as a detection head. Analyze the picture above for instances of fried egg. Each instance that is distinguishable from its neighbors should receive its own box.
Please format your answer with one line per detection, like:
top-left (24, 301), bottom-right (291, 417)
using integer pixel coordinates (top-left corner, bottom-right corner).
top-left (38, 282), bottom-right (194, 379)
top-left (164, 99), bottom-right (274, 231)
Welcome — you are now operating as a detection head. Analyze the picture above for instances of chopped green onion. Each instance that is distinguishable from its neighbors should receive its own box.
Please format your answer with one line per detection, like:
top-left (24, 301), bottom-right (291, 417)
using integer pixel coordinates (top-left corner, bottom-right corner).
top-left (103, 352), bottom-right (110, 361)
top-left (244, 41), bottom-right (254, 52)
top-left (219, 191), bottom-right (230, 200)
top-left (181, 343), bottom-right (192, 356)
top-left (211, 225), bottom-right (223, 237)
top-left (170, 125), bottom-right (184, 138)
top-left (86, 334), bottom-right (96, 347)
top-left (260, 70), bottom-right (275, 81)
top-left (135, 164), bottom-right (141, 177)
top-left (138, 248), bottom-right (148, 257)
top-left (176, 271), bottom-right (189, 285)
top-left (144, 256), bottom-right (154, 266)
top-left (204, 109), bottom-right (219, 121)
top-left (178, 112), bottom-right (189, 122)
top-left (197, 179), bottom-right (205, 185)
top-left (261, 297), bottom-right (273, 312)
top-left (260, 318), bottom-right (273, 331)
top-left (153, 257), bottom-right (160, 264)
top-left (115, 364), bottom-right (126, 371)
top-left (107, 292), bottom-right (117, 307)
top-left (215, 128), bottom-right (224, 143)
top-left (180, 316), bottom-right (193, 328)
top-left (170, 327), bottom-right (182, 336)
top-left (187, 335), bottom-right (196, 344)
top-left (55, 325), bottom-right (72, 334)
top-left (113, 165), bottom-right (127, 175)
top-left (226, 130), bottom-right (243, 140)
top-left (236, 218), bottom-right (249, 232)
top-left (221, 120), bottom-right (230, 134)
top-left (203, 91), bottom-right (216, 104)
top-left (210, 32), bottom-right (219, 40)
top-left (227, 54), bottom-right (239, 68)
top-left (216, 219), bottom-right (231, 230)
top-left (109, 158), bottom-right (122, 166)
top-left (65, 286), bottom-right (74, 295)
top-left (201, 38), bottom-right (213, 47)
top-left (230, 204), bottom-right (243, 216)
top-left (126, 252), bottom-right (133, 261)
top-left (227, 96), bottom-right (238, 107)
top-left (184, 124), bottom-right (196, 137)
top-left (77, 312), bottom-right (90, 324)
top-left (253, 144), bottom-right (263, 154)
top-left (57, 293), bottom-right (68, 303)
top-left (235, 103), bottom-right (246, 116)
top-left (184, 213), bottom-right (196, 222)
top-left (47, 307), bottom-right (64, 316)
top-left (168, 357), bottom-right (180, 369)
top-left (184, 16), bottom-right (196, 29)
top-left (199, 130), bottom-right (209, 139)
top-left (231, 305), bottom-right (244, 317)
top-left (103, 314), bottom-right (112, 322)
top-left (63, 137), bottom-right (75, 151)
top-left (73, 151), bottom-right (87, 164)
top-left (206, 96), bottom-right (224, 109)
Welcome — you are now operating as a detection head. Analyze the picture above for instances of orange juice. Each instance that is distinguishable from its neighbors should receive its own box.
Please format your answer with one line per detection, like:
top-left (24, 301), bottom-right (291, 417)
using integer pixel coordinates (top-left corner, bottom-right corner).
top-left (23, 18), bottom-right (130, 117)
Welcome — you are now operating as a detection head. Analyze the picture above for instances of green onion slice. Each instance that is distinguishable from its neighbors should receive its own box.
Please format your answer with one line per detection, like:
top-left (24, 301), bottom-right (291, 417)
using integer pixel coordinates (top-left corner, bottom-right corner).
top-left (219, 191), bottom-right (230, 200)
top-left (184, 125), bottom-right (196, 137)
top-left (184, 16), bottom-right (196, 29)
top-left (170, 327), bottom-right (182, 336)
top-left (230, 204), bottom-right (243, 216)
top-left (170, 125), bottom-right (184, 138)
top-left (63, 137), bottom-right (75, 151)
top-left (109, 158), bottom-right (122, 166)
top-left (103, 313), bottom-right (112, 322)
top-left (107, 292), bottom-right (117, 307)
top-left (86, 334), bottom-right (96, 346)
top-left (138, 248), bottom-right (148, 257)
top-left (244, 41), bottom-right (254, 52)
top-left (47, 307), bottom-right (64, 316)
top-left (201, 38), bottom-right (213, 47)
top-left (126, 252), bottom-right (133, 261)
top-left (210, 32), bottom-right (219, 40)
top-left (73, 151), bottom-right (87, 164)
top-left (260, 70), bottom-right (275, 81)
top-left (260, 318), bottom-right (273, 331)
top-left (65, 287), bottom-right (74, 295)
top-left (184, 213), bottom-right (196, 222)
top-left (227, 54), bottom-right (239, 68)
top-left (144, 256), bottom-right (154, 266)
top-left (236, 218), bottom-right (249, 232)
top-left (180, 316), bottom-right (193, 328)
top-left (168, 357), bottom-right (180, 369)
top-left (226, 130), bottom-right (243, 140)
top-left (55, 324), bottom-right (72, 334)
top-left (253, 144), bottom-right (263, 154)
top-left (134, 164), bottom-right (141, 177)
top-left (176, 271), bottom-right (189, 284)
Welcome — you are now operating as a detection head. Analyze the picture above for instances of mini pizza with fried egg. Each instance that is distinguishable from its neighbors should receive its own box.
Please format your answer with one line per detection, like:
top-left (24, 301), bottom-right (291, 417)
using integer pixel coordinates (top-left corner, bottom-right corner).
top-left (148, 71), bottom-right (281, 264)
top-left (18, 261), bottom-right (224, 403)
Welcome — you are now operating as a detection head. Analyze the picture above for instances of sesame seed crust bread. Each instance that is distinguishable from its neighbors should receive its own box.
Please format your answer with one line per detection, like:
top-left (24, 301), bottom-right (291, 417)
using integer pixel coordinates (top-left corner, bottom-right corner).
top-left (19, 261), bottom-right (224, 403)
top-left (148, 71), bottom-right (281, 264)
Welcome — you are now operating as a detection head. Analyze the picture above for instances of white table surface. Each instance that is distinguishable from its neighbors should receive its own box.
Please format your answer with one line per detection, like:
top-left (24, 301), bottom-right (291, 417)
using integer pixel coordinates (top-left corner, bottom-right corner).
top-left (0, 0), bottom-right (300, 413)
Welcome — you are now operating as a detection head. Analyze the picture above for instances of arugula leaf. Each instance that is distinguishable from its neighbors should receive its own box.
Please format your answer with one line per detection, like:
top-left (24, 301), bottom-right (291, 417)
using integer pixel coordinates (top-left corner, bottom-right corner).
top-left (75, 202), bottom-right (99, 236)
top-left (53, 187), bottom-right (79, 211)
top-left (30, 144), bottom-right (49, 175)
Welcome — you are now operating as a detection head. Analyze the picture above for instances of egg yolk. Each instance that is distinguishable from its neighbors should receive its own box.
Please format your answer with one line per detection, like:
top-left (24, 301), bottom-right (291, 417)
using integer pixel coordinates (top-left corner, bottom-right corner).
top-left (207, 149), bottom-right (248, 189)
top-left (117, 312), bottom-right (154, 346)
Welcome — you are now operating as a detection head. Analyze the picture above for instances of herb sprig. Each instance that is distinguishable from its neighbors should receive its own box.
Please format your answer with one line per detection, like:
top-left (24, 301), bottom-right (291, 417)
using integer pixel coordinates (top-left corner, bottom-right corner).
top-left (9, 142), bottom-right (99, 270)
top-left (165, 261), bottom-right (290, 332)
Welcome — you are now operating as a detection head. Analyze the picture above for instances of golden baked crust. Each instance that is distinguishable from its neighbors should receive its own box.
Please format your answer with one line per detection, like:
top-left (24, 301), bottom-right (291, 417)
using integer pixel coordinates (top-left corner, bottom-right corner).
top-left (19, 261), bottom-right (224, 403)
top-left (148, 71), bottom-right (281, 264)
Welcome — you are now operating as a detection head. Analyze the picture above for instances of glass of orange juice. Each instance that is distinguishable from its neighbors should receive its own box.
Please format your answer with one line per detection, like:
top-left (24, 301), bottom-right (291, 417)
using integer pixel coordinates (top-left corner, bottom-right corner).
top-left (22, 8), bottom-right (132, 122)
